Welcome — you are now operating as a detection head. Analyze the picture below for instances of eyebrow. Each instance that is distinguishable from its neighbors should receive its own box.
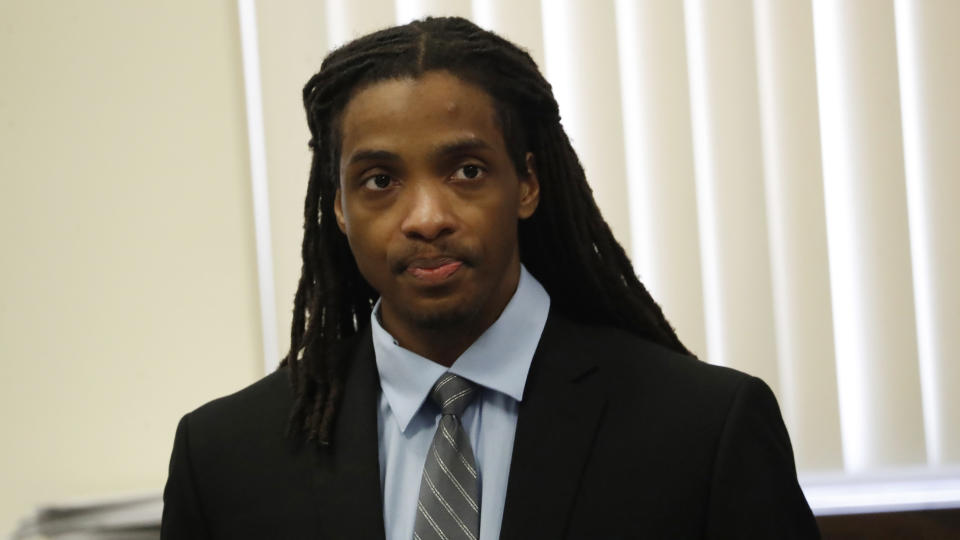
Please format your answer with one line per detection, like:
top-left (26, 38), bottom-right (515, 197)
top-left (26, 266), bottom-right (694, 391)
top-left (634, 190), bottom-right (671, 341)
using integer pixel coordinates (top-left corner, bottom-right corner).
top-left (345, 137), bottom-right (495, 167)
top-left (431, 137), bottom-right (494, 158)
top-left (345, 149), bottom-right (398, 166)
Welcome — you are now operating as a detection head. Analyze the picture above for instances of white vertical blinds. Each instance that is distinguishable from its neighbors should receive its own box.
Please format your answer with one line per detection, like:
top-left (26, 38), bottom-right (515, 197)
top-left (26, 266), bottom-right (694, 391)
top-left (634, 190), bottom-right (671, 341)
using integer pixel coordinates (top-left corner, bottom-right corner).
top-left (894, 0), bottom-right (960, 467)
top-left (752, 0), bottom-right (842, 471)
top-left (540, 0), bottom-right (632, 251)
top-left (683, 0), bottom-right (780, 395)
top-left (253, 0), bottom-right (960, 481)
top-left (326, 0), bottom-right (395, 50)
top-left (811, 0), bottom-right (925, 471)
top-left (396, 0), bottom-right (472, 24)
top-left (614, 0), bottom-right (708, 360)
top-left (471, 0), bottom-right (545, 70)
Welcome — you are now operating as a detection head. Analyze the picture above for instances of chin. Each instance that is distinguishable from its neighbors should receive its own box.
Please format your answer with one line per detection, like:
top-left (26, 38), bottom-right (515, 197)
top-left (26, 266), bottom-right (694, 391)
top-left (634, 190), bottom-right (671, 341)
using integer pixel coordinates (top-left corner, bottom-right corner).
top-left (401, 297), bottom-right (481, 331)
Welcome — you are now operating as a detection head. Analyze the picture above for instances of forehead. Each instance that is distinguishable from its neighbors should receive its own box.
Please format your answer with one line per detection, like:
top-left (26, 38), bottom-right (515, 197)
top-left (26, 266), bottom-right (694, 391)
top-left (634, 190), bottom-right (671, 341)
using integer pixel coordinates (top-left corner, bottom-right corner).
top-left (339, 71), bottom-right (505, 156)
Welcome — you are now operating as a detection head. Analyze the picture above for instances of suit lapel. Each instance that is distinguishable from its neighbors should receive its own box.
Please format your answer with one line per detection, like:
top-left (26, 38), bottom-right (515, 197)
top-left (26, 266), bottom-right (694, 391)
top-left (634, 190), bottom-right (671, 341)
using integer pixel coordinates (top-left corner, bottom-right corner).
top-left (499, 313), bottom-right (607, 540)
top-left (312, 325), bottom-right (386, 539)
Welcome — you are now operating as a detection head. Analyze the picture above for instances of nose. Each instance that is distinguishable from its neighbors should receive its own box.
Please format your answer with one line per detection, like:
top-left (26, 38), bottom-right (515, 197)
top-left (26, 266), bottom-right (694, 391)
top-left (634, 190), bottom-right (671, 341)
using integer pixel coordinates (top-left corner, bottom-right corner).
top-left (399, 181), bottom-right (456, 241)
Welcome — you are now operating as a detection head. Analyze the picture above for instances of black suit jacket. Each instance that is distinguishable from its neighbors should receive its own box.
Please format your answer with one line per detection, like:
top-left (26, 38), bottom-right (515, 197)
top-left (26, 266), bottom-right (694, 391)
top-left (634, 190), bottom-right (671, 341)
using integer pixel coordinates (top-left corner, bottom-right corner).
top-left (162, 311), bottom-right (819, 538)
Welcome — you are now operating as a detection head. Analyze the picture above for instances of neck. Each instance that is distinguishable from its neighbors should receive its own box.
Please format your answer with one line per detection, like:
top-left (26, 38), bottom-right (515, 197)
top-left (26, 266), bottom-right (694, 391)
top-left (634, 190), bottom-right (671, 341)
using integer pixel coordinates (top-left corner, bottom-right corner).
top-left (386, 324), bottom-right (482, 367)
top-left (379, 265), bottom-right (521, 367)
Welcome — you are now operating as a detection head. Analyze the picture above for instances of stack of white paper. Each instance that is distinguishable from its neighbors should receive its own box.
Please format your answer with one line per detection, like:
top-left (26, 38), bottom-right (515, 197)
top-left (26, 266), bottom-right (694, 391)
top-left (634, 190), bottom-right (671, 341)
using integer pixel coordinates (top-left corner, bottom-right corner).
top-left (11, 492), bottom-right (161, 540)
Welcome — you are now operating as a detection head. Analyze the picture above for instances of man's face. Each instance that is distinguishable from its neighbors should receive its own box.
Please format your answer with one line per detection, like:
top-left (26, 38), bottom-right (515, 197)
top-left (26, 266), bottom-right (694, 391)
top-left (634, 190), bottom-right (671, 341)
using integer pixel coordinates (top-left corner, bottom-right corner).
top-left (334, 71), bottom-right (539, 334)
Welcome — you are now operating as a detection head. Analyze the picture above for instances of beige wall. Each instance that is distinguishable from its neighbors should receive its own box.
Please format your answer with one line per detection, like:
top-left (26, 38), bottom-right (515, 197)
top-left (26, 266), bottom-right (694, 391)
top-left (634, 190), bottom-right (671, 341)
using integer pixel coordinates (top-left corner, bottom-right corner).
top-left (0, 1), bottom-right (263, 533)
top-left (256, 0), bottom-right (328, 365)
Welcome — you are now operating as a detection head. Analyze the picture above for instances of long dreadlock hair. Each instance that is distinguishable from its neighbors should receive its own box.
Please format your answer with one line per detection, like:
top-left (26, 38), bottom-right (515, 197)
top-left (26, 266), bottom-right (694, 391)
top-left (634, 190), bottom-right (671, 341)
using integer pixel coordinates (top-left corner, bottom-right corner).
top-left (282, 16), bottom-right (691, 446)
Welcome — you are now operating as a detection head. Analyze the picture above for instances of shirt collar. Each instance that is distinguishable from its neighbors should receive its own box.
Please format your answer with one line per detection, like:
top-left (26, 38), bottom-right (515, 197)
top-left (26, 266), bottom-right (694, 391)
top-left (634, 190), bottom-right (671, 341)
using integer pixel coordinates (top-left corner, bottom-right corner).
top-left (371, 265), bottom-right (551, 433)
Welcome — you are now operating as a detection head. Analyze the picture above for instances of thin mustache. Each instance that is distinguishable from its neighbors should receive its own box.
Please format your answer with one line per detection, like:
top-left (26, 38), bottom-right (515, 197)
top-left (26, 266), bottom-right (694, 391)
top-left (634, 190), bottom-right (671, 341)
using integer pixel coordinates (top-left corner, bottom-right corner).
top-left (390, 244), bottom-right (476, 274)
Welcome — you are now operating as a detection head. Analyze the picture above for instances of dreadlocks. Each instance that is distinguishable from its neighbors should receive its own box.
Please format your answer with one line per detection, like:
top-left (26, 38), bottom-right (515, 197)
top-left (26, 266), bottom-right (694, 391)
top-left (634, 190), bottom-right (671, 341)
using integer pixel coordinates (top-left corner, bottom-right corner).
top-left (282, 16), bottom-right (691, 446)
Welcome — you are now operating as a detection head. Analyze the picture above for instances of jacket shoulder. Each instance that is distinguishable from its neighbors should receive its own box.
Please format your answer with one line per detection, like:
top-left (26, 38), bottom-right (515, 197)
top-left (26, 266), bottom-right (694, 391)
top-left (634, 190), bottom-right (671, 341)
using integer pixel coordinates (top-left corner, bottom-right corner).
top-left (544, 318), bottom-right (816, 538)
top-left (184, 367), bottom-right (294, 450)
top-left (554, 316), bottom-right (754, 401)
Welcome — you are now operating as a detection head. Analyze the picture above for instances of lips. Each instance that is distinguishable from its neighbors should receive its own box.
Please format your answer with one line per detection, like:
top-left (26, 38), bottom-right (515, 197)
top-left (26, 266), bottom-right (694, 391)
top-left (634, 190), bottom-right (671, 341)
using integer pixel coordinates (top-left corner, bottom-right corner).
top-left (406, 258), bottom-right (463, 283)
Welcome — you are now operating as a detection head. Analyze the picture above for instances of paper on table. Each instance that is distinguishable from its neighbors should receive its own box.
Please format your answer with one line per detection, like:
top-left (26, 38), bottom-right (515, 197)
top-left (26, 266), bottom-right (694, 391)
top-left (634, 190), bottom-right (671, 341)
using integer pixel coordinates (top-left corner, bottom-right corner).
top-left (10, 491), bottom-right (161, 540)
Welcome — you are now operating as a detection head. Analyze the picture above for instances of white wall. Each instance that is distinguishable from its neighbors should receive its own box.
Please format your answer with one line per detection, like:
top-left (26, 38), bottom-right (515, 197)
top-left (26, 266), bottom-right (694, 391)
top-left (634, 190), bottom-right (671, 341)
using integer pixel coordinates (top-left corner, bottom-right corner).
top-left (0, 1), bottom-right (263, 532)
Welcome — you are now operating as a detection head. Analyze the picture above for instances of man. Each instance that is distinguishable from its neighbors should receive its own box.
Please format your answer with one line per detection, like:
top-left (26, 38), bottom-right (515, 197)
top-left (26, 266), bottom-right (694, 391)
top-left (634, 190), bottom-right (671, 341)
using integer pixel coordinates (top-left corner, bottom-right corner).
top-left (162, 16), bottom-right (819, 539)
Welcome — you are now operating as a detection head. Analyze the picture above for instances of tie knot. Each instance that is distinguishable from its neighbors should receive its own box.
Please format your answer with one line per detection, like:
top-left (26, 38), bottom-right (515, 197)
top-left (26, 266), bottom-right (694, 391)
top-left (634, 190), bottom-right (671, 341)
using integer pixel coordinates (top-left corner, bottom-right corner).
top-left (429, 373), bottom-right (477, 417)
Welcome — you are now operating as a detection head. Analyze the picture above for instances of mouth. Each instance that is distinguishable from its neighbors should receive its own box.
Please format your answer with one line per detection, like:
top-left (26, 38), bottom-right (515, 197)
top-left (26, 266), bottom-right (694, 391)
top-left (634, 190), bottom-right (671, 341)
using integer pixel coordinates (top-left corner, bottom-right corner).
top-left (405, 257), bottom-right (464, 284)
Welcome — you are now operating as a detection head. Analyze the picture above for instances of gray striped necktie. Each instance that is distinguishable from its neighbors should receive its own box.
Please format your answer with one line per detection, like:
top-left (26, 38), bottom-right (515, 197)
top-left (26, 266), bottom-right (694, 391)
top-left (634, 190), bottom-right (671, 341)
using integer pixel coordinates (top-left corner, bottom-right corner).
top-left (413, 373), bottom-right (480, 540)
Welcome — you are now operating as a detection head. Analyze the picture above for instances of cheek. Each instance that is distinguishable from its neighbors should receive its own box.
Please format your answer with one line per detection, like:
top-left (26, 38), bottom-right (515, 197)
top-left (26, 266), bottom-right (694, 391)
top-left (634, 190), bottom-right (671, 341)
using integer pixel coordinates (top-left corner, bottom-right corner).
top-left (472, 200), bottom-right (520, 256)
top-left (343, 211), bottom-right (400, 275)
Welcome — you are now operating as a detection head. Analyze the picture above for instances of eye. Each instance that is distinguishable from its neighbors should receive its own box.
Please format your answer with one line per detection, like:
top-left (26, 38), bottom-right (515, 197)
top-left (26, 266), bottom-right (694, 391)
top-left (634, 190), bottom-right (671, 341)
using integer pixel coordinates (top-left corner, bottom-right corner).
top-left (362, 173), bottom-right (395, 191)
top-left (451, 164), bottom-right (486, 181)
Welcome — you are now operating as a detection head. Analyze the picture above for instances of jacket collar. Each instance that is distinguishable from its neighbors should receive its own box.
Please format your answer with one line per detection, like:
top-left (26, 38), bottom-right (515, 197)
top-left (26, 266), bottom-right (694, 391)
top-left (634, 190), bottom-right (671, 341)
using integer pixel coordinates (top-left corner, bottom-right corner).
top-left (499, 311), bottom-right (606, 539)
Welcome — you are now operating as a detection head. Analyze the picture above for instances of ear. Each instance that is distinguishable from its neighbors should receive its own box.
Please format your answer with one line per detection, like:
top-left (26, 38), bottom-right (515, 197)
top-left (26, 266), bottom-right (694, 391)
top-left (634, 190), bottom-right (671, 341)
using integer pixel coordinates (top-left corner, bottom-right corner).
top-left (333, 189), bottom-right (347, 233)
top-left (518, 152), bottom-right (540, 219)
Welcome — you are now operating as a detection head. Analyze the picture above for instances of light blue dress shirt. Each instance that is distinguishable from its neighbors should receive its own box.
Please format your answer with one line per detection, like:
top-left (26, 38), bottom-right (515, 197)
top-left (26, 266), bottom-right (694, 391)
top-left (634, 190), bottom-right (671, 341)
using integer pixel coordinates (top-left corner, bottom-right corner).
top-left (371, 265), bottom-right (550, 540)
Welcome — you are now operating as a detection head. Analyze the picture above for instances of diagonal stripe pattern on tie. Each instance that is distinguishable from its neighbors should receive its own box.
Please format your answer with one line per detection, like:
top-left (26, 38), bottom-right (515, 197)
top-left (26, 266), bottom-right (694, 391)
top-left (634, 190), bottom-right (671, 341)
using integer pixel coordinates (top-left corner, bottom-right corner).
top-left (413, 373), bottom-right (480, 540)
